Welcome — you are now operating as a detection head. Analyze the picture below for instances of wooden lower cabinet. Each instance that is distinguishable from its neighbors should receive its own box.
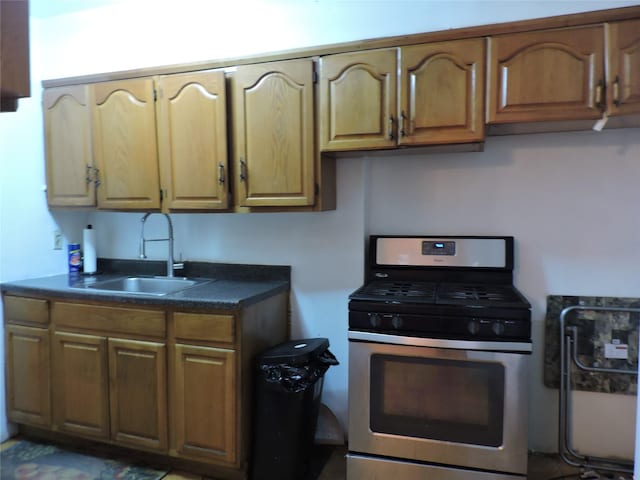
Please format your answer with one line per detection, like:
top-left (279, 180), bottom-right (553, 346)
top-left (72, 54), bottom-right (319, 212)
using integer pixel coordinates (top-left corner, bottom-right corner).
top-left (4, 291), bottom-right (288, 479)
top-left (5, 324), bottom-right (51, 427)
top-left (52, 331), bottom-right (109, 439)
top-left (109, 338), bottom-right (168, 451)
top-left (172, 344), bottom-right (236, 465)
top-left (51, 302), bottom-right (168, 452)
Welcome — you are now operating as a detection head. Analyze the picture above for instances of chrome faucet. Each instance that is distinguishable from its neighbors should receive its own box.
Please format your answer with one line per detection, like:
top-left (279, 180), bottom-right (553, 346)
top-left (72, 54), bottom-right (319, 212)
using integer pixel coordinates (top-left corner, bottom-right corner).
top-left (139, 213), bottom-right (183, 277)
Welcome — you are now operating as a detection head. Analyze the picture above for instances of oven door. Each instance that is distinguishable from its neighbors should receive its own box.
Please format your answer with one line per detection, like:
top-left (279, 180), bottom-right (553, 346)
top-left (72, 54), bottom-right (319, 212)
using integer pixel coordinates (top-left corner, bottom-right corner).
top-left (348, 332), bottom-right (530, 475)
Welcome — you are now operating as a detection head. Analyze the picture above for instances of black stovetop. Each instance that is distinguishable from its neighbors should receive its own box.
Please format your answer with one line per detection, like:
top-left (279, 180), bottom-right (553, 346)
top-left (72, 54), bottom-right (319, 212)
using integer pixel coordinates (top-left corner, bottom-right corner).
top-left (350, 280), bottom-right (530, 309)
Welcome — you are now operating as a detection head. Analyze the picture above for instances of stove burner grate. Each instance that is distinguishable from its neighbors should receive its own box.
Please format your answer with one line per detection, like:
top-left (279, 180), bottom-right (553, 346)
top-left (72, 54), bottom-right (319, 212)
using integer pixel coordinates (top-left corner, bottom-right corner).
top-left (437, 283), bottom-right (522, 304)
top-left (357, 281), bottom-right (436, 299)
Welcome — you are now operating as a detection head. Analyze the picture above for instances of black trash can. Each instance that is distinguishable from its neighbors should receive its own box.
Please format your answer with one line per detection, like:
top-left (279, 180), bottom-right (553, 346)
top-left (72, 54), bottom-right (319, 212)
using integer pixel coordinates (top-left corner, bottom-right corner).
top-left (251, 338), bottom-right (338, 480)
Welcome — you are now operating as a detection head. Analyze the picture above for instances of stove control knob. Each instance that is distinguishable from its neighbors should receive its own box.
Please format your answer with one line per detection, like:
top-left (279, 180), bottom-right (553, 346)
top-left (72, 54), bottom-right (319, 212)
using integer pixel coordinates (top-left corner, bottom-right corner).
top-left (467, 319), bottom-right (480, 335)
top-left (391, 314), bottom-right (403, 329)
top-left (369, 313), bottom-right (381, 328)
top-left (492, 321), bottom-right (505, 336)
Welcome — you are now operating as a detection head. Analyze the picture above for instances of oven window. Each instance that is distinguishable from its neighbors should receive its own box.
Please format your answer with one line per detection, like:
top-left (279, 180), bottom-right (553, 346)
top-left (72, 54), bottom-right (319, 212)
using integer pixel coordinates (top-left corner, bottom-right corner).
top-left (370, 354), bottom-right (505, 447)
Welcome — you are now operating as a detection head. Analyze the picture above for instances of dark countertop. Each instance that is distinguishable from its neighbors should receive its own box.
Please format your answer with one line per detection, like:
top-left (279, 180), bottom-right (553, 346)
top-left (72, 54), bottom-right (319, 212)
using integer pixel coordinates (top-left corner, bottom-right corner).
top-left (1, 259), bottom-right (291, 310)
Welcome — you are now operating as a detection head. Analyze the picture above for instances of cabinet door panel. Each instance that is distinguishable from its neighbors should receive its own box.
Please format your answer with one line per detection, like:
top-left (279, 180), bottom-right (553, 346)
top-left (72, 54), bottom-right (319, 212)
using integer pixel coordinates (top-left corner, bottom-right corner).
top-left (607, 19), bottom-right (640, 116)
top-left (232, 59), bottom-right (315, 207)
top-left (92, 78), bottom-right (160, 210)
top-left (157, 71), bottom-right (229, 210)
top-left (400, 39), bottom-right (484, 145)
top-left (44, 85), bottom-right (95, 207)
top-left (5, 325), bottom-right (51, 427)
top-left (109, 338), bottom-right (168, 452)
top-left (488, 25), bottom-right (605, 123)
top-left (320, 49), bottom-right (397, 151)
top-left (173, 344), bottom-right (236, 465)
top-left (52, 332), bottom-right (109, 439)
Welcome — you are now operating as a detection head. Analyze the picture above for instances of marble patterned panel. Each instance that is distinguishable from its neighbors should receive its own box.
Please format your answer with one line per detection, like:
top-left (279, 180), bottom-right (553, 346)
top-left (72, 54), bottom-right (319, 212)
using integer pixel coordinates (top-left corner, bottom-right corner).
top-left (543, 295), bottom-right (640, 395)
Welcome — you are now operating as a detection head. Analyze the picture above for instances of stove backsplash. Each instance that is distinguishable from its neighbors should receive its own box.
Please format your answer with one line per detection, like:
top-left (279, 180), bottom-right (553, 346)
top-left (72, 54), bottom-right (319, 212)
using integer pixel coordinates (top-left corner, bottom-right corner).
top-left (544, 295), bottom-right (640, 395)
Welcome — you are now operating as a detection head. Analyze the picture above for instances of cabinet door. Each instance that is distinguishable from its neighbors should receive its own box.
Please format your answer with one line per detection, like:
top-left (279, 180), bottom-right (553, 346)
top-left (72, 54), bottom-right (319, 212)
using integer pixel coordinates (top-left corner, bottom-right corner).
top-left (488, 25), bottom-right (605, 123)
top-left (52, 331), bottom-right (109, 439)
top-left (156, 71), bottom-right (229, 210)
top-left (399, 39), bottom-right (485, 145)
top-left (92, 78), bottom-right (161, 210)
top-left (44, 85), bottom-right (96, 207)
top-left (607, 19), bottom-right (640, 116)
top-left (0, 0), bottom-right (30, 111)
top-left (173, 344), bottom-right (236, 465)
top-left (320, 49), bottom-right (397, 151)
top-left (232, 59), bottom-right (315, 207)
top-left (5, 325), bottom-right (51, 427)
top-left (109, 338), bottom-right (168, 452)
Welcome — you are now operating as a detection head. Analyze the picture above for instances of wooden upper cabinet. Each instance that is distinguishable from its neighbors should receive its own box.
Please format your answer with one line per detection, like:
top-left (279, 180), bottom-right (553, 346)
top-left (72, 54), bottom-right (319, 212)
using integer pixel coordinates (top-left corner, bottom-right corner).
top-left (399, 39), bottom-right (485, 145)
top-left (320, 41), bottom-right (483, 151)
top-left (92, 78), bottom-right (161, 210)
top-left (487, 25), bottom-right (605, 123)
top-left (156, 71), bottom-right (229, 211)
top-left (320, 49), bottom-right (397, 151)
top-left (0, 0), bottom-right (30, 112)
top-left (231, 59), bottom-right (315, 207)
top-left (44, 85), bottom-right (96, 207)
top-left (607, 19), bottom-right (640, 116)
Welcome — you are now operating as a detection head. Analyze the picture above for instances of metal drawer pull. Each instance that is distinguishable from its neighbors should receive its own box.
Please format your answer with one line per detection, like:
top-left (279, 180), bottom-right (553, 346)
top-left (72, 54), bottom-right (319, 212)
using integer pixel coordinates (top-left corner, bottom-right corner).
top-left (218, 162), bottom-right (225, 184)
top-left (595, 80), bottom-right (604, 111)
top-left (239, 158), bottom-right (247, 182)
top-left (613, 75), bottom-right (621, 107)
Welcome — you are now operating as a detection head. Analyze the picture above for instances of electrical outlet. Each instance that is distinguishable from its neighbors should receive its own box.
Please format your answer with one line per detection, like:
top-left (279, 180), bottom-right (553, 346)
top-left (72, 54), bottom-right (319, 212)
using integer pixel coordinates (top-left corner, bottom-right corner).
top-left (53, 230), bottom-right (62, 250)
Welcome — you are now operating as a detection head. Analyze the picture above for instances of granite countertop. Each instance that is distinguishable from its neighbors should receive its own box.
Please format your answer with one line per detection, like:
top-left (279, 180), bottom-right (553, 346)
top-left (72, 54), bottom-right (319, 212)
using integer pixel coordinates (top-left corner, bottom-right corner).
top-left (0, 259), bottom-right (291, 310)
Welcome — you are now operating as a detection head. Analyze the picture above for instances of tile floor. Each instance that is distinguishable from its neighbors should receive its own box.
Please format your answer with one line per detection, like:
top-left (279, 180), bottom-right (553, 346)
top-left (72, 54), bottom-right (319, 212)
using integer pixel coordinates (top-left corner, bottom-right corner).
top-left (1, 438), bottom-right (634, 480)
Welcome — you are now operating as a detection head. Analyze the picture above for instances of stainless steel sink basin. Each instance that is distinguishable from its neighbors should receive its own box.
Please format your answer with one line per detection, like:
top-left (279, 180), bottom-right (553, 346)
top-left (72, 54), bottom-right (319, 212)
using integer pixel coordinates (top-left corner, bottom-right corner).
top-left (80, 276), bottom-right (212, 296)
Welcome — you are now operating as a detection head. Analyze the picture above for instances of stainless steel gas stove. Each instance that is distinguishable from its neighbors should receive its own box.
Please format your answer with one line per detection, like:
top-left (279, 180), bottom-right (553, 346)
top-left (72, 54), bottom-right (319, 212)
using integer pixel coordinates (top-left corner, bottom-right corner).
top-left (347, 236), bottom-right (532, 480)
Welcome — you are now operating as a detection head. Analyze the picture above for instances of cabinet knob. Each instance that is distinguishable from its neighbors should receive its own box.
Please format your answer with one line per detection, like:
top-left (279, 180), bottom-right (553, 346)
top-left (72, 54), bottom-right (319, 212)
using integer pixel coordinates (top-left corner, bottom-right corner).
top-left (388, 115), bottom-right (394, 140)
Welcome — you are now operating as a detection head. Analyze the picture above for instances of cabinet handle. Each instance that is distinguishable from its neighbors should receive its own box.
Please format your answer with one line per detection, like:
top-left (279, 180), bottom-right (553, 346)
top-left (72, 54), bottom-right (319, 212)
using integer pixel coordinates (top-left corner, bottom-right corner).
top-left (218, 162), bottom-right (225, 184)
top-left (239, 158), bottom-right (247, 182)
top-left (388, 115), bottom-right (394, 140)
top-left (613, 75), bottom-right (621, 107)
top-left (86, 164), bottom-right (92, 184)
top-left (595, 80), bottom-right (604, 111)
top-left (93, 167), bottom-right (101, 187)
top-left (399, 111), bottom-right (407, 138)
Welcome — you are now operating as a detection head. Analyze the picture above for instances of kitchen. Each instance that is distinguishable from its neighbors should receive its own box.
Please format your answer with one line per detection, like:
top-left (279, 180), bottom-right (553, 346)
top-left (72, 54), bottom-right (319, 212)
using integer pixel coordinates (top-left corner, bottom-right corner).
top-left (1, 0), bottom-right (640, 478)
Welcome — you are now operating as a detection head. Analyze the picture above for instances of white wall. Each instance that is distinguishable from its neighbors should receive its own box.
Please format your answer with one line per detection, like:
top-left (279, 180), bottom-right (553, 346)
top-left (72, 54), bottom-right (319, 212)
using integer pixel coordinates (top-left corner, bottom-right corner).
top-left (0, 18), bottom-right (90, 441)
top-left (2, 0), bottom-right (639, 455)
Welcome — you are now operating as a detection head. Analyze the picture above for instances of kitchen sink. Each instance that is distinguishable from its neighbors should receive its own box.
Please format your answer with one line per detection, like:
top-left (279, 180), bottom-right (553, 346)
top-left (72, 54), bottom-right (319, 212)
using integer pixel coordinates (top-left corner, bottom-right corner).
top-left (78, 276), bottom-right (212, 296)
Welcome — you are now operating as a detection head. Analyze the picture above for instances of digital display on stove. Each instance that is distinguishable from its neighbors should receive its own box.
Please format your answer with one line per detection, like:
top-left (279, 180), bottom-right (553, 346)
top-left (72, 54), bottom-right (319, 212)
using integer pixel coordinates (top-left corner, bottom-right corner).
top-left (422, 241), bottom-right (456, 256)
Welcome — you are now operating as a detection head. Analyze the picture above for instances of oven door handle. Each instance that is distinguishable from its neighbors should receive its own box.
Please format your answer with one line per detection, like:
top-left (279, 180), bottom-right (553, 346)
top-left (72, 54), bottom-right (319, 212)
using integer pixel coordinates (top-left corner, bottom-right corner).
top-left (348, 330), bottom-right (532, 353)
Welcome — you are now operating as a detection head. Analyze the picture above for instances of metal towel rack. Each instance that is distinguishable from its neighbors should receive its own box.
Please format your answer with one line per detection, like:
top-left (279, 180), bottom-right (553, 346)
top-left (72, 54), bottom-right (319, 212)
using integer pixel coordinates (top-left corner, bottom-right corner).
top-left (559, 305), bottom-right (640, 474)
